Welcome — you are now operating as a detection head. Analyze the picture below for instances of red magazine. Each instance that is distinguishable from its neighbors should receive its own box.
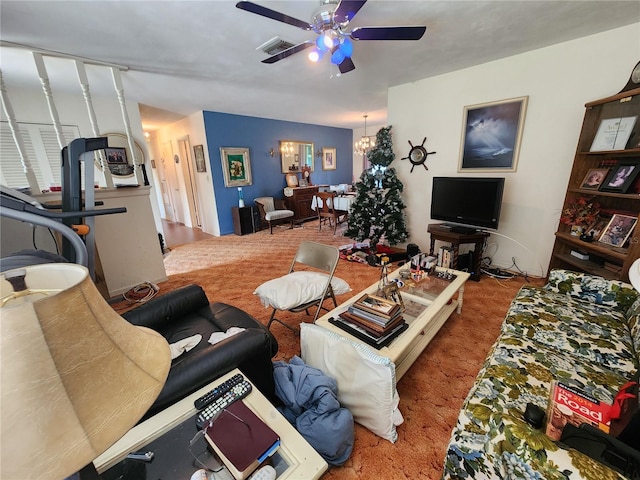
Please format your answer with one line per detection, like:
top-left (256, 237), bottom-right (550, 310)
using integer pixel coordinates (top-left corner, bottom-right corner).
top-left (545, 381), bottom-right (612, 441)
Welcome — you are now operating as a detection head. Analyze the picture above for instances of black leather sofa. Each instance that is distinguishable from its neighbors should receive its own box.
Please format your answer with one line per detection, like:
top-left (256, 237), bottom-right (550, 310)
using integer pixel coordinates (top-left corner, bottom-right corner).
top-left (122, 284), bottom-right (278, 419)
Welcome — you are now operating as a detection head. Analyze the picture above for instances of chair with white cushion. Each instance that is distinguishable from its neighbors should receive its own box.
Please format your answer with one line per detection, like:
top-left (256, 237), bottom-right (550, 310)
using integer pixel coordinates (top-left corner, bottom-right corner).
top-left (254, 241), bottom-right (350, 331)
top-left (254, 196), bottom-right (295, 234)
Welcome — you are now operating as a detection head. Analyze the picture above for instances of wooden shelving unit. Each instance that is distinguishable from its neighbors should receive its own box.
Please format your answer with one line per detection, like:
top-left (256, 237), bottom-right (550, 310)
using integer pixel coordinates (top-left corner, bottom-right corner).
top-left (549, 87), bottom-right (640, 282)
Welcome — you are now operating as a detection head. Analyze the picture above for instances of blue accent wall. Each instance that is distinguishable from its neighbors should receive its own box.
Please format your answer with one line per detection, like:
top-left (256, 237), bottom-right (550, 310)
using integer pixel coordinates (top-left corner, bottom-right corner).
top-left (203, 111), bottom-right (353, 235)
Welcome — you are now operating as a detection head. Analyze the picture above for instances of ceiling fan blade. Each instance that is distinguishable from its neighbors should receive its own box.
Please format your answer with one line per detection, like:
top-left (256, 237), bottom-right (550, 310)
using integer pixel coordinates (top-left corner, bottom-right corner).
top-left (236, 1), bottom-right (311, 30)
top-left (351, 26), bottom-right (426, 41)
top-left (334, 0), bottom-right (367, 24)
top-left (262, 41), bottom-right (314, 64)
top-left (338, 57), bottom-right (356, 74)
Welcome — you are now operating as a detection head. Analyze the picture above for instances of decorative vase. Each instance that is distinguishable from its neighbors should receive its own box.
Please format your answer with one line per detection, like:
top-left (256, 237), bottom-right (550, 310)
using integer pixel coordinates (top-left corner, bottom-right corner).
top-left (238, 187), bottom-right (245, 208)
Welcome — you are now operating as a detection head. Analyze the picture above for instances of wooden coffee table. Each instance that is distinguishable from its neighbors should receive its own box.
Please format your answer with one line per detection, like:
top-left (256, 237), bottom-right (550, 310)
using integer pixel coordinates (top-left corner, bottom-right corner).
top-left (94, 369), bottom-right (327, 479)
top-left (314, 266), bottom-right (469, 380)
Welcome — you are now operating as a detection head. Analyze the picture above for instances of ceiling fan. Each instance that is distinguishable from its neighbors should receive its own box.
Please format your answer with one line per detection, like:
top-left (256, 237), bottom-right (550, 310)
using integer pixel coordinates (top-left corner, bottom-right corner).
top-left (235, 0), bottom-right (426, 74)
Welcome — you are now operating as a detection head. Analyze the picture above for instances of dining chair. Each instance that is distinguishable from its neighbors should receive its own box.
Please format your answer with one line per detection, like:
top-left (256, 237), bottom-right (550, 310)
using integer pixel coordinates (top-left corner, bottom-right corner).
top-left (315, 192), bottom-right (347, 234)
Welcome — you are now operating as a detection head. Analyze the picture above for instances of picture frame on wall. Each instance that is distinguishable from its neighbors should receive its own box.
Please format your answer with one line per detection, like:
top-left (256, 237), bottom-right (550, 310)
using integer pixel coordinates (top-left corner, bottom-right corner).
top-left (193, 144), bottom-right (206, 173)
top-left (580, 168), bottom-right (609, 189)
top-left (322, 147), bottom-right (336, 171)
top-left (599, 163), bottom-right (639, 193)
top-left (105, 147), bottom-right (127, 164)
top-left (105, 147), bottom-right (134, 176)
top-left (458, 96), bottom-right (528, 172)
top-left (220, 147), bottom-right (252, 187)
top-left (598, 213), bottom-right (637, 248)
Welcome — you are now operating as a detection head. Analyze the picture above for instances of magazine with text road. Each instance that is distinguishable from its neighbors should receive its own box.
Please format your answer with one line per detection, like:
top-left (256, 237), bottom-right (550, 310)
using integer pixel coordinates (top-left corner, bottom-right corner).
top-left (545, 381), bottom-right (612, 441)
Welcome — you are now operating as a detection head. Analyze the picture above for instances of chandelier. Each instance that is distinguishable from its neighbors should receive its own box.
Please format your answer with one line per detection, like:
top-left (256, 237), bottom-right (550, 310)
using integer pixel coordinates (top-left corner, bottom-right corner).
top-left (281, 142), bottom-right (295, 156)
top-left (354, 114), bottom-right (376, 157)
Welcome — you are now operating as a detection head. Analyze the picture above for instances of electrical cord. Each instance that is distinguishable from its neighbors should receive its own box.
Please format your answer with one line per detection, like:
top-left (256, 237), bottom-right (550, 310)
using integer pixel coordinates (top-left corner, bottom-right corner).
top-left (122, 282), bottom-right (159, 304)
top-left (478, 230), bottom-right (546, 279)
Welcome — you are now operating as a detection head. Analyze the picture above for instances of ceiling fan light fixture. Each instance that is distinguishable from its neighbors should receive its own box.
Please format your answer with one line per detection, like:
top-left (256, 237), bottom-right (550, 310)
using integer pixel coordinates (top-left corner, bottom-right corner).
top-left (331, 48), bottom-right (345, 65)
top-left (339, 37), bottom-right (353, 57)
top-left (322, 31), bottom-right (336, 49)
top-left (316, 36), bottom-right (329, 52)
top-left (308, 49), bottom-right (323, 62)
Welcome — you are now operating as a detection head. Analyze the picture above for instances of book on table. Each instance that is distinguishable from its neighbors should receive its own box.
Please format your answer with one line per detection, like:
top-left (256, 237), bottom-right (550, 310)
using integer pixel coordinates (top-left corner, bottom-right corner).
top-left (339, 310), bottom-right (404, 336)
top-left (352, 294), bottom-right (402, 320)
top-left (204, 400), bottom-right (280, 480)
top-left (329, 315), bottom-right (408, 350)
top-left (545, 381), bottom-right (612, 441)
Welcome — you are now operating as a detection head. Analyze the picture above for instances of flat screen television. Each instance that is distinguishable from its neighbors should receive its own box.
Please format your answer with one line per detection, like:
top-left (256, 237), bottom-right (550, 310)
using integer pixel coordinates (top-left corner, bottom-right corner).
top-left (430, 177), bottom-right (505, 230)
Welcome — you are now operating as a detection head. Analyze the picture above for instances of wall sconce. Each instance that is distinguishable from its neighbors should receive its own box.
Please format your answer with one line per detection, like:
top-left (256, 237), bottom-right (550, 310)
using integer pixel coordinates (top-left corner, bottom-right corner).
top-left (315, 149), bottom-right (323, 158)
top-left (269, 147), bottom-right (276, 157)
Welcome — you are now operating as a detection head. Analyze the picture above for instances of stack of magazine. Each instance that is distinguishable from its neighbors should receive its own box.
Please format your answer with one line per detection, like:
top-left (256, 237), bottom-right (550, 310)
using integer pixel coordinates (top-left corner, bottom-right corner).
top-left (329, 293), bottom-right (408, 349)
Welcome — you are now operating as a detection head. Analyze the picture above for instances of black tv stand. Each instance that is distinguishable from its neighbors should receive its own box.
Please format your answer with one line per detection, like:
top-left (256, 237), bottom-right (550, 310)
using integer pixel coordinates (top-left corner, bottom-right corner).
top-left (450, 225), bottom-right (477, 235)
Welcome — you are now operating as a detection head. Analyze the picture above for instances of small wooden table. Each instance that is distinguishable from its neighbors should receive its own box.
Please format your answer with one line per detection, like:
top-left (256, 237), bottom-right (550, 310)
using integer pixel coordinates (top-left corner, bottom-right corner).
top-left (428, 223), bottom-right (490, 281)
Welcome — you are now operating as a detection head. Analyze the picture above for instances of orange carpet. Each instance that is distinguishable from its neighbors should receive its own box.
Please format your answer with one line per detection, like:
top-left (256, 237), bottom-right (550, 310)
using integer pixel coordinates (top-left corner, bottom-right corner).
top-left (120, 220), bottom-right (543, 479)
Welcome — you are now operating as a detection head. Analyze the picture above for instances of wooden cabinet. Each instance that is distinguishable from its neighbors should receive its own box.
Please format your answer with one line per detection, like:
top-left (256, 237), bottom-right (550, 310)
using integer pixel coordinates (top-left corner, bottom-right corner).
top-left (284, 186), bottom-right (319, 222)
top-left (232, 206), bottom-right (256, 235)
top-left (549, 88), bottom-right (640, 282)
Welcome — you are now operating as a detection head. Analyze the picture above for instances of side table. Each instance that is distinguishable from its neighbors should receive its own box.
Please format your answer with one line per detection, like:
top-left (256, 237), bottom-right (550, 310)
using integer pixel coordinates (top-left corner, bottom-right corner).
top-left (232, 206), bottom-right (256, 235)
top-left (94, 369), bottom-right (327, 479)
top-left (427, 223), bottom-right (490, 281)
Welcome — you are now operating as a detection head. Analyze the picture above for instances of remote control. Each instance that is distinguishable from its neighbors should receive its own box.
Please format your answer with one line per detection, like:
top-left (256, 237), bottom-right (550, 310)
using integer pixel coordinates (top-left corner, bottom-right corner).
top-left (195, 380), bottom-right (252, 429)
top-left (194, 373), bottom-right (245, 410)
top-left (249, 465), bottom-right (276, 480)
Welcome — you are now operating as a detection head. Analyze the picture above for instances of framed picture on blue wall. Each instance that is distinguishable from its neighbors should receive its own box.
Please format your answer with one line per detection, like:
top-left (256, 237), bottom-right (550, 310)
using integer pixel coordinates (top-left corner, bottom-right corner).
top-left (220, 147), bottom-right (252, 187)
top-left (322, 147), bottom-right (336, 171)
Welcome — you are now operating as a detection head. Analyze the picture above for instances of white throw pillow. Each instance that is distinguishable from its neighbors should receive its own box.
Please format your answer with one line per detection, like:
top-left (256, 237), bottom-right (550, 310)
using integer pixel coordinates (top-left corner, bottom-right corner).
top-left (300, 323), bottom-right (403, 443)
top-left (254, 271), bottom-right (350, 311)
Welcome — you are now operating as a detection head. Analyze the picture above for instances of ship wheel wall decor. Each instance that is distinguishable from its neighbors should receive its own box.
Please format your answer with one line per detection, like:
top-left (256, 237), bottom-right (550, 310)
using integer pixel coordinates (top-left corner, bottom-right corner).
top-left (401, 137), bottom-right (436, 172)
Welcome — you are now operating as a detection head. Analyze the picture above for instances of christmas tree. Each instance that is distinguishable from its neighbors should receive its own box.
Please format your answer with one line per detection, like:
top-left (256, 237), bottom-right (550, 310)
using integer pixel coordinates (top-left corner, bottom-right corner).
top-left (345, 125), bottom-right (409, 250)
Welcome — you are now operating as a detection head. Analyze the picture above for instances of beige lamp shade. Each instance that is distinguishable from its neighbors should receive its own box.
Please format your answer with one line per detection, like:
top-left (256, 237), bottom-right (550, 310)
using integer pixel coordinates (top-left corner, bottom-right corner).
top-left (1, 264), bottom-right (171, 480)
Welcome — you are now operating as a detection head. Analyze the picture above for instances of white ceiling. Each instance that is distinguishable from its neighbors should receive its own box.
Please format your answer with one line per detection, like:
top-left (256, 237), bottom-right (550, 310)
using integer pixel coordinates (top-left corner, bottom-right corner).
top-left (1, 1), bottom-right (639, 131)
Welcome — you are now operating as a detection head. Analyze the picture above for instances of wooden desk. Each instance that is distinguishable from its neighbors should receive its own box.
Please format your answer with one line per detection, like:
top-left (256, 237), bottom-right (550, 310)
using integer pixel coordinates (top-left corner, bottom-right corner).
top-left (427, 223), bottom-right (490, 281)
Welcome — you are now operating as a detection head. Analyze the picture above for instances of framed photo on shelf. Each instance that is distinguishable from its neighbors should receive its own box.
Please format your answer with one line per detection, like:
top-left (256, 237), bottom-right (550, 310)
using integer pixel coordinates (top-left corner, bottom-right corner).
top-left (598, 213), bottom-right (638, 248)
top-left (586, 214), bottom-right (611, 241)
top-left (322, 147), bottom-right (337, 170)
top-left (193, 144), bottom-right (206, 173)
top-left (599, 164), bottom-right (639, 193)
top-left (458, 96), bottom-right (528, 172)
top-left (580, 168), bottom-right (609, 189)
top-left (220, 147), bottom-right (252, 187)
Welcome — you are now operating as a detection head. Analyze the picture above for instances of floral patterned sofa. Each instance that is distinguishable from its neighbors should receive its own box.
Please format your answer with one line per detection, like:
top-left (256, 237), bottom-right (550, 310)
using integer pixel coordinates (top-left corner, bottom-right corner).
top-left (442, 269), bottom-right (639, 480)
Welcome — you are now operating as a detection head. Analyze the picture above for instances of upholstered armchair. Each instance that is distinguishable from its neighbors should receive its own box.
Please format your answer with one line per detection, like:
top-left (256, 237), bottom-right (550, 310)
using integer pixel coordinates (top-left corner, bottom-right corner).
top-left (254, 196), bottom-right (295, 234)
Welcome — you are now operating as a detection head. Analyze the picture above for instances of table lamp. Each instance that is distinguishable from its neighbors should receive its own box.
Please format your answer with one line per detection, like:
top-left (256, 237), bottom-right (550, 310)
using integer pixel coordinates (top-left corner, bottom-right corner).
top-left (1, 263), bottom-right (171, 480)
top-left (629, 258), bottom-right (640, 292)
